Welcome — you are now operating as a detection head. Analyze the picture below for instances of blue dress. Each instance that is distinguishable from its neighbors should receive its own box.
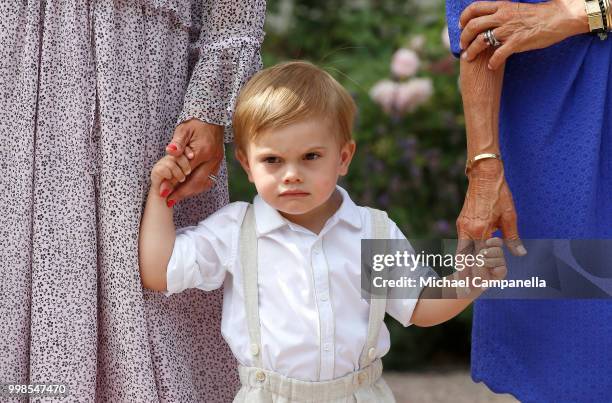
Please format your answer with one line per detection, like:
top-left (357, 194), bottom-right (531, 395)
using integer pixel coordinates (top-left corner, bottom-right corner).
top-left (446, 1), bottom-right (612, 401)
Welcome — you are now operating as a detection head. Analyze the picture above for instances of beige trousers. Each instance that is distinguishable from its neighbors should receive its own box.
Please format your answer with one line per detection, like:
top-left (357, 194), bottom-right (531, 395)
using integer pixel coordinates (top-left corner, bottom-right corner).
top-left (234, 359), bottom-right (395, 403)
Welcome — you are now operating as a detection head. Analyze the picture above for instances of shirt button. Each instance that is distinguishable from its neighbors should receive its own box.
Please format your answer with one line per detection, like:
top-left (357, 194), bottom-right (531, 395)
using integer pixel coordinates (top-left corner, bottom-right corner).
top-left (323, 343), bottom-right (331, 352)
top-left (320, 294), bottom-right (328, 302)
top-left (313, 248), bottom-right (320, 255)
top-left (368, 347), bottom-right (376, 360)
top-left (250, 343), bottom-right (259, 356)
top-left (255, 371), bottom-right (266, 382)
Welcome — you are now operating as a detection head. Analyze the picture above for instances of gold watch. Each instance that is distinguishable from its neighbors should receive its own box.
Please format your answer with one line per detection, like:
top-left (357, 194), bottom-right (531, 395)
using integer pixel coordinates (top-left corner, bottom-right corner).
top-left (585, 0), bottom-right (607, 39)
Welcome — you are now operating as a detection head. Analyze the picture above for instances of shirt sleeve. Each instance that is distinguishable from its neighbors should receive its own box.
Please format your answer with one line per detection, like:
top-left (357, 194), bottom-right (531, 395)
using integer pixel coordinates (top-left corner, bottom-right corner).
top-left (164, 202), bottom-right (248, 296)
top-left (176, 0), bottom-right (266, 143)
top-left (384, 219), bottom-right (435, 327)
top-left (445, 0), bottom-right (474, 58)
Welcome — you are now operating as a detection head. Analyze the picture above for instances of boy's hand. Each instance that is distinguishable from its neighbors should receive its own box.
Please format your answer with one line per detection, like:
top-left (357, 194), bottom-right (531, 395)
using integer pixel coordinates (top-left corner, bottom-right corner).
top-left (478, 237), bottom-right (507, 281)
top-left (151, 154), bottom-right (192, 203)
top-left (453, 237), bottom-right (507, 298)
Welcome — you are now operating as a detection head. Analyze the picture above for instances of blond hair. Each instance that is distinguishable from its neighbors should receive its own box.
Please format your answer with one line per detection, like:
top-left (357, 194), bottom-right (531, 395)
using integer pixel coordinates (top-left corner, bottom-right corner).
top-left (233, 61), bottom-right (356, 151)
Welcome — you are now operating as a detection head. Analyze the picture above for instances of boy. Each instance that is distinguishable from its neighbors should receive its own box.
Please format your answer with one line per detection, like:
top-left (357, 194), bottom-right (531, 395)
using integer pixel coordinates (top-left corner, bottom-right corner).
top-left (139, 61), bottom-right (506, 402)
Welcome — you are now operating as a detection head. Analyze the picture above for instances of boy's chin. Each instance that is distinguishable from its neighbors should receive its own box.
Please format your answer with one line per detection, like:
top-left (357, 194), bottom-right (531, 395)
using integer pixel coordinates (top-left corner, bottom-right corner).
top-left (275, 205), bottom-right (314, 217)
top-left (273, 200), bottom-right (322, 217)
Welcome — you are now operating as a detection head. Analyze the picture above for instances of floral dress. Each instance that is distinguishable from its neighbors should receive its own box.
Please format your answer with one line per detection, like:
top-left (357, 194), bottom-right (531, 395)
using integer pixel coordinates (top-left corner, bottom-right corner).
top-left (0, 1), bottom-right (265, 401)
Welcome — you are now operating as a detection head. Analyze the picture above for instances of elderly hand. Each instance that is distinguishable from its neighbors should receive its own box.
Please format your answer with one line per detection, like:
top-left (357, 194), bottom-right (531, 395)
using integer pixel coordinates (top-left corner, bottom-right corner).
top-left (456, 159), bottom-right (527, 257)
top-left (161, 118), bottom-right (224, 204)
top-left (459, 0), bottom-right (589, 70)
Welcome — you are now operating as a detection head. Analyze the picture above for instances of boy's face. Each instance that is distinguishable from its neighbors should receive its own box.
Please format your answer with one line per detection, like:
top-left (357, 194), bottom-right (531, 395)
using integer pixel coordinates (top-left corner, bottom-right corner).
top-left (236, 119), bottom-right (356, 217)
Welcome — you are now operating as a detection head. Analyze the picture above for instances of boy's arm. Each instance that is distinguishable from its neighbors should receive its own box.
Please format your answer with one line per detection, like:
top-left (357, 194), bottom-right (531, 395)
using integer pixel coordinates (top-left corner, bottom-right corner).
top-left (410, 238), bottom-right (506, 327)
top-left (139, 187), bottom-right (175, 292)
top-left (410, 282), bottom-right (483, 327)
top-left (139, 155), bottom-right (190, 292)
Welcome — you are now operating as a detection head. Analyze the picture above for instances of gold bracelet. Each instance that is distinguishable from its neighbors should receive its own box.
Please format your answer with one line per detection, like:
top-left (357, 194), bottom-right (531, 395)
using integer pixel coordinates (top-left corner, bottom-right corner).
top-left (465, 153), bottom-right (502, 175)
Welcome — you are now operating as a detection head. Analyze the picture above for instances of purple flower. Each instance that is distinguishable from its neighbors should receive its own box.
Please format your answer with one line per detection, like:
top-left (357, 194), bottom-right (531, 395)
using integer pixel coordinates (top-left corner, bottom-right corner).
top-left (434, 219), bottom-right (451, 234)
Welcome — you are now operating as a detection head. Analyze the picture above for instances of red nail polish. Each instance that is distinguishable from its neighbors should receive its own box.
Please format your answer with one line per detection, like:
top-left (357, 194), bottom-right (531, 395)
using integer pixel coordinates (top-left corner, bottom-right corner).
top-left (160, 189), bottom-right (170, 198)
top-left (166, 200), bottom-right (176, 208)
top-left (167, 144), bottom-right (177, 151)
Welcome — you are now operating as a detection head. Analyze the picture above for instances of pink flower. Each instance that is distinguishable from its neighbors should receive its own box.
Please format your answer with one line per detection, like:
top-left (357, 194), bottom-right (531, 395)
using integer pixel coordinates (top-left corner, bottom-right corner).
top-left (441, 25), bottom-right (451, 50)
top-left (369, 79), bottom-right (398, 114)
top-left (395, 78), bottom-right (433, 114)
top-left (390, 48), bottom-right (420, 79)
top-left (409, 35), bottom-right (426, 52)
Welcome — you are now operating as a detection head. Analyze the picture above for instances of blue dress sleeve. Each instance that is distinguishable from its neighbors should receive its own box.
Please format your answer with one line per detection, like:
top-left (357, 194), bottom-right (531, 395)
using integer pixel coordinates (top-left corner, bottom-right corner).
top-left (445, 0), bottom-right (474, 58)
top-left (446, 1), bottom-right (545, 58)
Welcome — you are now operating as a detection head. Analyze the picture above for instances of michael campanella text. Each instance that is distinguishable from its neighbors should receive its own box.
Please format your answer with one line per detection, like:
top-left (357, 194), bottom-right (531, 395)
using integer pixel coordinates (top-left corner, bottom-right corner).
top-left (373, 276), bottom-right (547, 290)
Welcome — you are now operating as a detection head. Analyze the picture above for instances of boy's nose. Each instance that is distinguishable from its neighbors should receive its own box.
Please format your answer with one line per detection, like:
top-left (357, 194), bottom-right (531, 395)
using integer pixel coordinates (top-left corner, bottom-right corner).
top-left (282, 166), bottom-right (303, 184)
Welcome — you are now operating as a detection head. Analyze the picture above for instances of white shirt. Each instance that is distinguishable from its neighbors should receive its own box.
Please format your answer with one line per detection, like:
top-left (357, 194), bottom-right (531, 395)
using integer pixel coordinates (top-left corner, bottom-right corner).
top-left (164, 186), bottom-right (422, 381)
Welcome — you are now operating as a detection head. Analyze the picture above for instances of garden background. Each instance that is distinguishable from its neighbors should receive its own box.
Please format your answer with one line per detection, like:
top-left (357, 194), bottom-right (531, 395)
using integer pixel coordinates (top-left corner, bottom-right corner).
top-left (228, 0), bottom-right (469, 371)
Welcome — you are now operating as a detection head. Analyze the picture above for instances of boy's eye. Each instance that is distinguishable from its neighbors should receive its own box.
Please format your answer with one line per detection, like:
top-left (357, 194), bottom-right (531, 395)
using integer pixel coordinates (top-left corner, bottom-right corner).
top-left (304, 152), bottom-right (320, 160)
top-left (263, 156), bottom-right (281, 164)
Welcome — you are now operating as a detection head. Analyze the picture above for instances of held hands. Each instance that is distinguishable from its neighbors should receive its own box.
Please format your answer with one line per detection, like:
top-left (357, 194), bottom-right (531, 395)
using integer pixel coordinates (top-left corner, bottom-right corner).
top-left (459, 0), bottom-right (589, 70)
top-left (456, 159), bottom-right (527, 257)
top-left (452, 237), bottom-right (508, 299)
top-left (150, 153), bottom-right (192, 208)
top-left (160, 118), bottom-right (224, 205)
top-left (469, 237), bottom-right (507, 283)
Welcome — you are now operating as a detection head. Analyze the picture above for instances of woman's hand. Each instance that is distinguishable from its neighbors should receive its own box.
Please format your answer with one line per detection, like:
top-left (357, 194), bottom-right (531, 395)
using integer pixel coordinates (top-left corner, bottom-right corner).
top-left (162, 119), bottom-right (224, 204)
top-left (456, 159), bottom-right (527, 257)
top-left (459, 0), bottom-right (589, 70)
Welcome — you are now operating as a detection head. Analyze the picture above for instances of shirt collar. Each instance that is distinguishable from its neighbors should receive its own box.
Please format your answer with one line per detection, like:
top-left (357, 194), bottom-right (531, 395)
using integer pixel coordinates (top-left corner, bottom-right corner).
top-left (252, 185), bottom-right (363, 236)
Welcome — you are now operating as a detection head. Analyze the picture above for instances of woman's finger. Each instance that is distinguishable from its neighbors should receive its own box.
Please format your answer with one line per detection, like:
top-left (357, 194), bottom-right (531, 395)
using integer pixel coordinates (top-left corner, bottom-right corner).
top-left (462, 31), bottom-right (491, 61)
top-left (499, 204), bottom-right (528, 257)
top-left (488, 41), bottom-right (516, 70)
top-left (167, 123), bottom-right (193, 156)
top-left (185, 145), bottom-right (195, 159)
top-left (460, 14), bottom-right (500, 50)
top-left (159, 177), bottom-right (179, 197)
top-left (459, 1), bottom-right (499, 30)
top-left (485, 237), bottom-right (503, 247)
top-left (456, 236), bottom-right (474, 256)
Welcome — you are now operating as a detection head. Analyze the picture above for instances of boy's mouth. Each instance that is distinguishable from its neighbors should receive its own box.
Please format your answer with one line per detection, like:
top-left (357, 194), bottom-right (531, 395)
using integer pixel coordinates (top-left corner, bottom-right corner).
top-left (279, 190), bottom-right (310, 197)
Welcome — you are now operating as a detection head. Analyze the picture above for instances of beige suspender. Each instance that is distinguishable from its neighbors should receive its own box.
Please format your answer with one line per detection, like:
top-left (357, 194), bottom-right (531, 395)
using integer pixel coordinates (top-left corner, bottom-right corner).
top-left (239, 204), bottom-right (389, 370)
top-left (239, 205), bottom-right (264, 368)
top-left (359, 207), bottom-right (389, 368)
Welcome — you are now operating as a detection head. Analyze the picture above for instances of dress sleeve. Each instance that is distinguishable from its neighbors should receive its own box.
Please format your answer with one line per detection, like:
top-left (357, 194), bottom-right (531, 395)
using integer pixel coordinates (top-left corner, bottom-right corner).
top-left (177, 0), bottom-right (266, 143)
top-left (164, 202), bottom-right (248, 296)
top-left (445, 0), bottom-right (473, 58)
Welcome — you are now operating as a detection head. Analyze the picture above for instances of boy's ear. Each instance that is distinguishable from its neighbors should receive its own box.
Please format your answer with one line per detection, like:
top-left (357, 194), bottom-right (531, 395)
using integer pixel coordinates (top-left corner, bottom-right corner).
top-left (338, 140), bottom-right (356, 176)
top-left (235, 148), bottom-right (254, 183)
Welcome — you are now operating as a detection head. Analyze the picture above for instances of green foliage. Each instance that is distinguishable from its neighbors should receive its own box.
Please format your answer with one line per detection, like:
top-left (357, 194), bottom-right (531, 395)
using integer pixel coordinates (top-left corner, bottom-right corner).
top-left (228, 0), bottom-right (472, 370)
